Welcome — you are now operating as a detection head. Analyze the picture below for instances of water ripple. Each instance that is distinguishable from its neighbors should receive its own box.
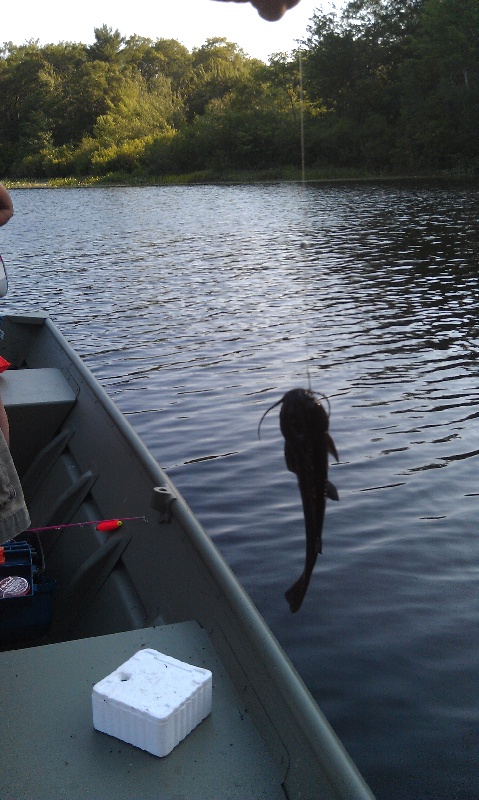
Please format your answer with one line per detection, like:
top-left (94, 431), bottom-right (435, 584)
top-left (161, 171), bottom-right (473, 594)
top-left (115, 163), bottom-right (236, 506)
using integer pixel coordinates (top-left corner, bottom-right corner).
top-left (3, 181), bottom-right (478, 800)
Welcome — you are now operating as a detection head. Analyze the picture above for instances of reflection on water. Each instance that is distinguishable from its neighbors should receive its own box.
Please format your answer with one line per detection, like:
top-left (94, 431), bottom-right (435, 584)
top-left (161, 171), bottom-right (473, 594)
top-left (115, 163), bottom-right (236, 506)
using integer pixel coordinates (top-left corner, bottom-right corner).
top-left (3, 182), bottom-right (478, 800)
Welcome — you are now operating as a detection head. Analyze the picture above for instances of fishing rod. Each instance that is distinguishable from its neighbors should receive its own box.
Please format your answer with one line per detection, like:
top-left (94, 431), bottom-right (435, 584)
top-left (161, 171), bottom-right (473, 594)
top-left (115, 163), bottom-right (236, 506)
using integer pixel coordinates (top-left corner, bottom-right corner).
top-left (25, 515), bottom-right (148, 534)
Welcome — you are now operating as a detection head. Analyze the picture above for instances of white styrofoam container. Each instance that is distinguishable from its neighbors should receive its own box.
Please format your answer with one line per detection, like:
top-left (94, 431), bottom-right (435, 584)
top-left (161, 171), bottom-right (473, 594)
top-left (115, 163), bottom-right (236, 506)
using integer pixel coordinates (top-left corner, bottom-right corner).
top-left (92, 648), bottom-right (212, 757)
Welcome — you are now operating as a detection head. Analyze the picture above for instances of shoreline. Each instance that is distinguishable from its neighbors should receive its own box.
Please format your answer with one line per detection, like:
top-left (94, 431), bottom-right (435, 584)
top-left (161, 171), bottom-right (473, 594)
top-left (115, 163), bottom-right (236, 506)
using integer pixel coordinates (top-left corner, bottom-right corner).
top-left (5, 168), bottom-right (478, 189)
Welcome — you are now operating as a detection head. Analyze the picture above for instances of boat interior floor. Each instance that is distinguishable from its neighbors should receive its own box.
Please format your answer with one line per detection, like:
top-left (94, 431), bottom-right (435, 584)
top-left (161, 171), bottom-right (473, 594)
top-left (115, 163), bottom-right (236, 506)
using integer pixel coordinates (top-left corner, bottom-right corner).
top-left (1, 620), bottom-right (286, 800)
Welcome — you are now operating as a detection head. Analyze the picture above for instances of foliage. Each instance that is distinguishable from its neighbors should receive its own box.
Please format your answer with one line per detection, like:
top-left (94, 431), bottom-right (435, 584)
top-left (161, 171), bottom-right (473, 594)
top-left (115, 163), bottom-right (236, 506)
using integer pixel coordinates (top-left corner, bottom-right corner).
top-left (303, 0), bottom-right (478, 173)
top-left (1, 3), bottom-right (478, 179)
top-left (397, 0), bottom-right (479, 170)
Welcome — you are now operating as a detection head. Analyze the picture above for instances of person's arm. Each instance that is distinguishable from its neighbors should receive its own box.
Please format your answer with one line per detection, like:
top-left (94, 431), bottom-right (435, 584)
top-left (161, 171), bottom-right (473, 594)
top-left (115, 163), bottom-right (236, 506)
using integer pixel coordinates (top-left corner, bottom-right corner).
top-left (213, 0), bottom-right (300, 21)
top-left (0, 184), bottom-right (13, 228)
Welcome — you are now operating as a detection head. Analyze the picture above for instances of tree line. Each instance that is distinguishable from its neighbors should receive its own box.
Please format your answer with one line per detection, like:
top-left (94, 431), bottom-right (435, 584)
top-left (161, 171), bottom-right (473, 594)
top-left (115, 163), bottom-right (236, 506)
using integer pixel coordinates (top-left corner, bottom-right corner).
top-left (1, 0), bottom-right (477, 180)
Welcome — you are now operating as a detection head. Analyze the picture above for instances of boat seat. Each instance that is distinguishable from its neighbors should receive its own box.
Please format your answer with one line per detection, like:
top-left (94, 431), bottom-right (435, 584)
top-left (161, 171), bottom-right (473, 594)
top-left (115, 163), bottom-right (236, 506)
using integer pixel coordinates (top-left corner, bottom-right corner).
top-left (1, 620), bottom-right (286, 800)
top-left (0, 367), bottom-right (77, 477)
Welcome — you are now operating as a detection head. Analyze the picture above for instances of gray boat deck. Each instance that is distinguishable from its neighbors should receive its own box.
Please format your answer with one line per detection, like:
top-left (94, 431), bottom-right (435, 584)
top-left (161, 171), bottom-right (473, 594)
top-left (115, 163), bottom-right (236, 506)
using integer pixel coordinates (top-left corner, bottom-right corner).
top-left (2, 620), bottom-right (286, 800)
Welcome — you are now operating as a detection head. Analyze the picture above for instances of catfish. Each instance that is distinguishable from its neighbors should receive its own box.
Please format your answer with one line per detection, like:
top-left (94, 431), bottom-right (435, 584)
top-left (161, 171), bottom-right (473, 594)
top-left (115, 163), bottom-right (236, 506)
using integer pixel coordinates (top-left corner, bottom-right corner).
top-left (259, 388), bottom-right (339, 612)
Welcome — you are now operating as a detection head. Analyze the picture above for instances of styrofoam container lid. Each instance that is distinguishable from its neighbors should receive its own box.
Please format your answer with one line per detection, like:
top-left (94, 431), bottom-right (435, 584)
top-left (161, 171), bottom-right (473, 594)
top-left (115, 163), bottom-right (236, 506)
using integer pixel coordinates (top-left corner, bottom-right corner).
top-left (93, 648), bottom-right (211, 722)
top-left (92, 648), bottom-right (212, 756)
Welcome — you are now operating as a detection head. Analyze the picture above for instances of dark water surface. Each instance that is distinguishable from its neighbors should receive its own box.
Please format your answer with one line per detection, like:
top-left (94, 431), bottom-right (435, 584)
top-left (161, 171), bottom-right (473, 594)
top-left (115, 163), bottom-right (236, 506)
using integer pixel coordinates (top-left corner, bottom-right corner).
top-left (3, 182), bottom-right (478, 799)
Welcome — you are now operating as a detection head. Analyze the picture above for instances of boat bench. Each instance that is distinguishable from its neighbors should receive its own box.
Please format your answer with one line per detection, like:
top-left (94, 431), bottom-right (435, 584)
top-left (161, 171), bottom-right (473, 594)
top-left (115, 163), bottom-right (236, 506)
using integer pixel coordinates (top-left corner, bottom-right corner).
top-left (1, 620), bottom-right (286, 800)
top-left (0, 367), bottom-right (76, 477)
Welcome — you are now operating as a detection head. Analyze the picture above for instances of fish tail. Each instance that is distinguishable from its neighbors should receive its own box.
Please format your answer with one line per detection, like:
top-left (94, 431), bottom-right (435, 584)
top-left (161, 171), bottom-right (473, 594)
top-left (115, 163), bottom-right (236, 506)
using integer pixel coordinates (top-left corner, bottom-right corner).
top-left (285, 574), bottom-right (309, 613)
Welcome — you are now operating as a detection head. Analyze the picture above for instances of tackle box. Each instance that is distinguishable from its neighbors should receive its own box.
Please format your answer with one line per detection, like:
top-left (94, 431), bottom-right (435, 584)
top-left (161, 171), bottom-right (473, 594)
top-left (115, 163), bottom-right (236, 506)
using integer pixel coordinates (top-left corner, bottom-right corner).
top-left (0, 538), bottom-right (56, 644)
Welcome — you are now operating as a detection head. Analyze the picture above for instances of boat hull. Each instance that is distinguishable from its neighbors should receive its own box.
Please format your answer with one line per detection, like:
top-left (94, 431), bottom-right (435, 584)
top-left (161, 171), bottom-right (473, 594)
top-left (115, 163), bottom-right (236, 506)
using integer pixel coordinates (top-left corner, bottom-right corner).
top-left (0, 314), bottom-right (374, 800)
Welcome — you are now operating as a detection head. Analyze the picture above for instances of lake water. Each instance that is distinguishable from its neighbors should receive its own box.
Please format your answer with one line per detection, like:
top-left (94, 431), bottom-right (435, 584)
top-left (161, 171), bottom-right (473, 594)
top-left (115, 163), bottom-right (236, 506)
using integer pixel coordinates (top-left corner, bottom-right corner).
top-left (2, 182), bottom-right (478, 799)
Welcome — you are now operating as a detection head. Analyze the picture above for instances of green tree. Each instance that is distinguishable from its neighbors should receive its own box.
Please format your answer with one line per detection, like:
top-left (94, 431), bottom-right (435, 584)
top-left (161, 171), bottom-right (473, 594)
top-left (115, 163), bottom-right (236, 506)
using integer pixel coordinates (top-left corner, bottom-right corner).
top-left (120, 36), bottom-right (191, 90)
top-left (81, 67), bottom-right (182, 175)
top-left (185, 38), bottom-right (254, 118)
top-left (171, 56), bottom-right (308, 173)
top-left (398, 0), bottom-right (479, 170)
top-left (93, 74), bottom-right (177, 145)
top-left (87, 25), bottom-right (125, 63)
top-left (4, 4), bottom-right (476, 180)
top-left (302, 1), bottom-right (420, 169)
top-left (0, 43), bottom-right (56, 172)
top-left (152, 39), bottom-right (193, 93)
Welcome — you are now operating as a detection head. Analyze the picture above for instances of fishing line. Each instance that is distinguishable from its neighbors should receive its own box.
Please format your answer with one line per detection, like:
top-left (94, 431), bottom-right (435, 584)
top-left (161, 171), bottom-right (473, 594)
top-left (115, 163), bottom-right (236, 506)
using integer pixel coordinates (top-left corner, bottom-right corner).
top-left (258, 50), bottom-right (332, 430)
top-left (299, 50), bottom-right (306, 188)
top-left (297, 49), bottom-right (318, 398)
top-left (296, 51), bottom-right (334, 414)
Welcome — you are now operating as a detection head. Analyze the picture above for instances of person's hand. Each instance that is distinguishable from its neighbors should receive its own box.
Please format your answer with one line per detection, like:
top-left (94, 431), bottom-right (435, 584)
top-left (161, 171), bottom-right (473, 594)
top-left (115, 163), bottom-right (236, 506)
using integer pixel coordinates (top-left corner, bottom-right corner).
top-left (213, 0), bottom-right (300, 22)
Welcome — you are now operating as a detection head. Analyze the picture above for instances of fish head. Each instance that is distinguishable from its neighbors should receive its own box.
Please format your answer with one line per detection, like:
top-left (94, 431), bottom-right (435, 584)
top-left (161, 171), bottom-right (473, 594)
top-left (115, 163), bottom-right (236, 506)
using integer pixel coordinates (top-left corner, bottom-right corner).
top-left (279, 388), bottom-right (329, 440)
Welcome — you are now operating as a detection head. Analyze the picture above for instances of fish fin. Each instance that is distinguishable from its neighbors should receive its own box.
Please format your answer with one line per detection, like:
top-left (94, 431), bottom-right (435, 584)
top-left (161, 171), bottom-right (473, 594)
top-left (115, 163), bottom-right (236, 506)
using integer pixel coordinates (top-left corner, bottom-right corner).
top-left (326, 433), bottom-right (339, 462)
top-left (326, 480), bottom-right (339, 502)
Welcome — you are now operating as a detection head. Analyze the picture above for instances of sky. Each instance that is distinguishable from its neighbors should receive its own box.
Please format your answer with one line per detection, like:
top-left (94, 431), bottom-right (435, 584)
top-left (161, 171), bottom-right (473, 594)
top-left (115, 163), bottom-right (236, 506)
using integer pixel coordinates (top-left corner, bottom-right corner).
top-left (2, 0), bottom-right (339, 63)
